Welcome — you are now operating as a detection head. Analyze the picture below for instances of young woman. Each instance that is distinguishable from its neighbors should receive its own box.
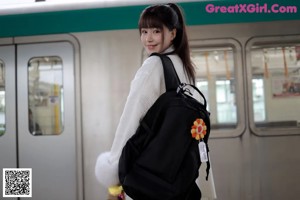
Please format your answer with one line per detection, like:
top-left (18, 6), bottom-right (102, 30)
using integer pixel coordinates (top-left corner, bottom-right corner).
top-left (95, 3), bottom-right (199, 199)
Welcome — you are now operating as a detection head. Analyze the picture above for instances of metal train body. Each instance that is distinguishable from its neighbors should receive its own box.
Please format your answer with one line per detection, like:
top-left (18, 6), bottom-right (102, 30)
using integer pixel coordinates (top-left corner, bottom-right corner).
top-left (0, 0), bottom-right (299, 200)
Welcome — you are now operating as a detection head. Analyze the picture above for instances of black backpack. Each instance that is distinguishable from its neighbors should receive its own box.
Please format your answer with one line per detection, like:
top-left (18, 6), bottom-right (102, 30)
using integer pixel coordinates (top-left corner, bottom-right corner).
top-left (118, 53), bottom-right (210, 200)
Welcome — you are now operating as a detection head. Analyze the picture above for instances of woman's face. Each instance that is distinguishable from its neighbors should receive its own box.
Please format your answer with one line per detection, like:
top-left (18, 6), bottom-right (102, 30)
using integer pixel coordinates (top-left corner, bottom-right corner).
top-left (140, 25), bottom-right (176, 55)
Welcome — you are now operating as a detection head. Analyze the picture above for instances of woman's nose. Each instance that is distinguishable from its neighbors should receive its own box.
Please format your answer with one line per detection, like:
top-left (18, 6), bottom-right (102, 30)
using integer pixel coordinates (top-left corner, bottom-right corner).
top-left (146, 33), bottom-right (153, 42)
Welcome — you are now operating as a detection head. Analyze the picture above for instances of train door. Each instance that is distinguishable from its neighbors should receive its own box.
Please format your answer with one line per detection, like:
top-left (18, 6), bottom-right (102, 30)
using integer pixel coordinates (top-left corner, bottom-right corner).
top-left (0, 45), bottom-right (17, 200)
top-left (0, 42), bottom-right (79, 200)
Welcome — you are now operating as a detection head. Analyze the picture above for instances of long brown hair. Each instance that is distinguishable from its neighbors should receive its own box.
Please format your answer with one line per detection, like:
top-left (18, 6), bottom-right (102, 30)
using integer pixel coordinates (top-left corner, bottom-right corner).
top-left (138, 3), bottom-right (195, 83)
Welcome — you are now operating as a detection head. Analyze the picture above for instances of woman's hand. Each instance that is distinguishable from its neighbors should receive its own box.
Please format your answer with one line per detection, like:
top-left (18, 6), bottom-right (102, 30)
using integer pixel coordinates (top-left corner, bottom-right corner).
top-left (107, 192), bottom-right (125, 200)
top-left (107, 185), bottom-right (125, 200)
top-left (107, 193), bottom-right (122, 200)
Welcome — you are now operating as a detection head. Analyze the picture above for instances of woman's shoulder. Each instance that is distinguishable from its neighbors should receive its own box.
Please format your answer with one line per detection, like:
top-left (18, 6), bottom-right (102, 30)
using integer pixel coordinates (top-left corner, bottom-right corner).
top-left (142, 55), bottom-right (162, 67)
top-left (137, 55), bottom-right (163, 75)
top-left (131, 55), bottom-right (164, 87)
top-left (143, 54), bottom-right (181, 67)
top-left (137, 54), bottom-right (182, 78)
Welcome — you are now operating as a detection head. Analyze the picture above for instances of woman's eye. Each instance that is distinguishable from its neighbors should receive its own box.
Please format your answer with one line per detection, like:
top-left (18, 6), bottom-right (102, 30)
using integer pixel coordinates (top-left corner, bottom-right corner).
top-left (153, 29), bottom-right (161, 34)
top-left (141, 30), bottom-right (147, 34)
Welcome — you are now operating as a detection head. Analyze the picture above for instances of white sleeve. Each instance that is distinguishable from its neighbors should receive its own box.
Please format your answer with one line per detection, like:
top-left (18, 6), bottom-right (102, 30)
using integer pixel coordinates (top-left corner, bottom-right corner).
top-left (95, 56), bottom-right (164, 188)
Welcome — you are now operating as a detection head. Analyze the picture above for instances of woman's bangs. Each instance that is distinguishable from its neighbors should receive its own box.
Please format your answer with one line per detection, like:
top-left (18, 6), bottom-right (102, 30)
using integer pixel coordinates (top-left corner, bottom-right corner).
top-left (139, 14), bottom-right (163, 30)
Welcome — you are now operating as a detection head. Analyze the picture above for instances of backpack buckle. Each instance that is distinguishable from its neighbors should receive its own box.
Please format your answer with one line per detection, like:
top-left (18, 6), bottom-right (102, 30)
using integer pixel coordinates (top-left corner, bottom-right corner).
top-left (177, 83), bottom-right (192, 96)
top-left (176, 83), bottom-right (186, 94)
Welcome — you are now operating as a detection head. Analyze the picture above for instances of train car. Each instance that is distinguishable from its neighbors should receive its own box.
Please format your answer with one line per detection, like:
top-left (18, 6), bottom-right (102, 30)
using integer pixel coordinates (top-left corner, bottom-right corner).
top-left (0, 0), bottom-right (300, 199)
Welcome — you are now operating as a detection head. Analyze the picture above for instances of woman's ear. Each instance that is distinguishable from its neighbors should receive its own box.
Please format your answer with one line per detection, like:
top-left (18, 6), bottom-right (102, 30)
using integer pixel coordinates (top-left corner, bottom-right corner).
top-left (171, 29), bottom-right (177, 41)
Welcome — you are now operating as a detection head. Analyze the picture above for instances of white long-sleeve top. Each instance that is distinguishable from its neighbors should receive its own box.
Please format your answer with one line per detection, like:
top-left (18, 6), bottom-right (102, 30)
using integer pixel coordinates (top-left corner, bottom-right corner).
top-left (95, 47), bottom-right (190, 188)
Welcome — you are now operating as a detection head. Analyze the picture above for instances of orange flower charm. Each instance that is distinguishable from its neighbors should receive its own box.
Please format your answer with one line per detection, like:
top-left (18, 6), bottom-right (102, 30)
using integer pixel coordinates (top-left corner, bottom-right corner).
top-left (191, 118), bottom-right (207, 140)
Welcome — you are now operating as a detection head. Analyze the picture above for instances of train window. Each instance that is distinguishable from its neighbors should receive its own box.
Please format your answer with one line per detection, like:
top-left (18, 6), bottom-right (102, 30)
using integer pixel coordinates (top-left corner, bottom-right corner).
top-left (247, 36), bottom-right (300, 135)
top-left (28, 56), bottom-right (64, 136)
top-left (216, 79), bottom-right (236, 124)
top-left (0, 60), bottom-right (4, 136)
top-left (196, 81), bottom-right (209, 110)
top-left (252, 77), bottom-right (266, 122)
top-left (192, 48), bottom-right (237, 128)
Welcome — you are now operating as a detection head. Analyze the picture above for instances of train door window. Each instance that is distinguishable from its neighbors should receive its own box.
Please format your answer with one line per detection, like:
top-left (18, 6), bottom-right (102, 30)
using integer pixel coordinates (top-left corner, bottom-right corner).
top-left (196, 80), bottom-right (209, 110)
top-left (216, 79), bottom-right (236, 123)
top-left (247, 36), bottom-right (300, 135)
top-left (190, 38), bottom-right (245, 138)
top-left (192, 48), bottom-right (237, 128)
top-left (0, 60), bottom-right (4, 136)
top-left (28, 56), bottom-right (64, 135)
top-left (252, 77), bottom-right (266, 122)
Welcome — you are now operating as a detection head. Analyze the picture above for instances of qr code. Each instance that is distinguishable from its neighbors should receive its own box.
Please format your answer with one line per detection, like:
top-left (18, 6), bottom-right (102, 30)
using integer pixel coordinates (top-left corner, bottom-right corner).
top-left (2, 168), bottom-right (32, 197)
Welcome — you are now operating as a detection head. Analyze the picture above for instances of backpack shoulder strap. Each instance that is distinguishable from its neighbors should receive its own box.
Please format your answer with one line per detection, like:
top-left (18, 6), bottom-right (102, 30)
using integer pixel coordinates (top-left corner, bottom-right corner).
top-left (150, 53), bottom-right (181, 91)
